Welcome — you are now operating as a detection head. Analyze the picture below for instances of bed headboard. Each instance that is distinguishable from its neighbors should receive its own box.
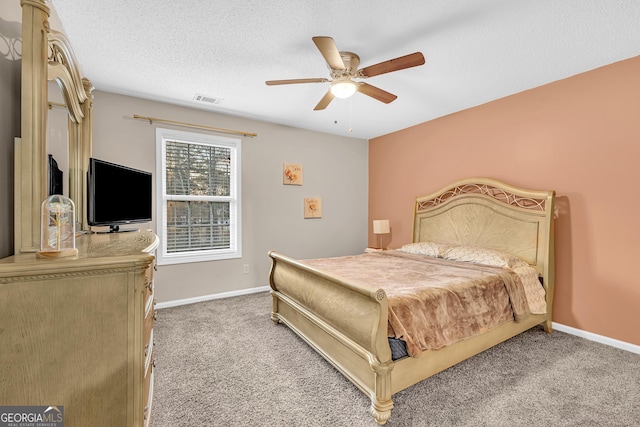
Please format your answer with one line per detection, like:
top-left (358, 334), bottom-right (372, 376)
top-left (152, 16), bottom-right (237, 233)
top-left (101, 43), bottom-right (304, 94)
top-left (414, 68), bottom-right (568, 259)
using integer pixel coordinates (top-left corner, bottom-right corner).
top-left (413, 178), bottom-right (555, 286)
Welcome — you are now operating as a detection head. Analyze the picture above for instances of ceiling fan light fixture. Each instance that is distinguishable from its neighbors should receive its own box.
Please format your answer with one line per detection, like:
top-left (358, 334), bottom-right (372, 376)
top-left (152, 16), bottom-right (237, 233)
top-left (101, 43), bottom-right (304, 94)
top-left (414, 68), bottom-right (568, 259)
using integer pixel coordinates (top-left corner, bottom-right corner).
top-left (330, 80), bottom-right (357, 98)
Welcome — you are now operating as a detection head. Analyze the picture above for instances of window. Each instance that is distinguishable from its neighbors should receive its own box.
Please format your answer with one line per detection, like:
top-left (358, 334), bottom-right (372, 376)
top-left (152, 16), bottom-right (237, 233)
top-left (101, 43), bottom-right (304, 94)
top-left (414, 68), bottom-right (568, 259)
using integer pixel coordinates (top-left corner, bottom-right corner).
top-left (156, 127), bottom-right (241, 264)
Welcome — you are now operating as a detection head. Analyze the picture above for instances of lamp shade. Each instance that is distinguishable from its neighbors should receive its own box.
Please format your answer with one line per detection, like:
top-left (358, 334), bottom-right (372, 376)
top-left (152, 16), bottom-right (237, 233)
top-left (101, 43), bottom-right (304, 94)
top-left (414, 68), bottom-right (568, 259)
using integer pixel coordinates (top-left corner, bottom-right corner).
top-left (373, 219), bottom-right (390, 234)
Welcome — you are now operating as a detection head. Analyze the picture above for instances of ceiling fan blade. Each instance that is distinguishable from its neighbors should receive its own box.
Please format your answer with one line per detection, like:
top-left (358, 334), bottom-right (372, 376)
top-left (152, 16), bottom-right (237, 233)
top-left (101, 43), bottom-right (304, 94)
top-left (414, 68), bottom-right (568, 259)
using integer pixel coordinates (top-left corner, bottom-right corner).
top-left (312, 36), bottom-right (345, 70)
top-left (357, 82), bottom-right (397, 104)
top-left (358, 52), bottom-right (425, 78)
top-left (313, 90), bottom-right (335, 111)
top-left (266, 78), bottom-right (329, 86)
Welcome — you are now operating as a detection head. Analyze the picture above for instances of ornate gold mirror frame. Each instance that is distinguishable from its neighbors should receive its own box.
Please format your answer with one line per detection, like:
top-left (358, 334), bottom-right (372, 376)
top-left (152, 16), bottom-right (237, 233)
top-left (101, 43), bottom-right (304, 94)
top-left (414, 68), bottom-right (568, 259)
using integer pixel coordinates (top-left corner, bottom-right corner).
top-left (17, 0), bottom-right (93, 253)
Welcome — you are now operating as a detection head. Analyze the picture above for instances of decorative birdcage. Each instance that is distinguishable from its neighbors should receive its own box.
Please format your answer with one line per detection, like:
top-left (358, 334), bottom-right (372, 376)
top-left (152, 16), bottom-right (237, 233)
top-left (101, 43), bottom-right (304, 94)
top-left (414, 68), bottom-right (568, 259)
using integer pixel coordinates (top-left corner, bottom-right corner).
top-left (37, 195), bottom-right (78, 258)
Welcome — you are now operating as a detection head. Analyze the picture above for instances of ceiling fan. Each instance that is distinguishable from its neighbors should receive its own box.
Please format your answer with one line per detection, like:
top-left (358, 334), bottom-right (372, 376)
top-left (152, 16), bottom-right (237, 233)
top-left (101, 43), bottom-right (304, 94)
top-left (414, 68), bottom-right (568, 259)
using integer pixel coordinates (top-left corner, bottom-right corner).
top-left (265, 36), bottom-right (425, 111)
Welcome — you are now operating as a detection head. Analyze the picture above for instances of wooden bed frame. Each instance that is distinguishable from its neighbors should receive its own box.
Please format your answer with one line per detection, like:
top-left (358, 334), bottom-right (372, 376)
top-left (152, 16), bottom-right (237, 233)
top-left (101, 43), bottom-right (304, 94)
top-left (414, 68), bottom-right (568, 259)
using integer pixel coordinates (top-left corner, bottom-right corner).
top-left (268, 177), bottom-right (555, 424)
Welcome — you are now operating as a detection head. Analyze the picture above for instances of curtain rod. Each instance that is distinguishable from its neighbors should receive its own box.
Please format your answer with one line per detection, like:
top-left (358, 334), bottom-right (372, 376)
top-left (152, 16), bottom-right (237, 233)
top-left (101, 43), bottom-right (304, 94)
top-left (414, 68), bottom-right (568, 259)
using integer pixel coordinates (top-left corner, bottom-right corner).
top-left (133, 114), bottom-right (257, 137)
top-left (48, 101), bottom-right (66, 109)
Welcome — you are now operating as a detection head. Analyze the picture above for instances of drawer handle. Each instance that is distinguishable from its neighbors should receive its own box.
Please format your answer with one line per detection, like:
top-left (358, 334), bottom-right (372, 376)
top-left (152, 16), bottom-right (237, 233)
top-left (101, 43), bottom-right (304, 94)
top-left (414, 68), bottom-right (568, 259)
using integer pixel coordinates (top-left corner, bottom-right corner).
top-left (144, 344), bottom-right (149, 357)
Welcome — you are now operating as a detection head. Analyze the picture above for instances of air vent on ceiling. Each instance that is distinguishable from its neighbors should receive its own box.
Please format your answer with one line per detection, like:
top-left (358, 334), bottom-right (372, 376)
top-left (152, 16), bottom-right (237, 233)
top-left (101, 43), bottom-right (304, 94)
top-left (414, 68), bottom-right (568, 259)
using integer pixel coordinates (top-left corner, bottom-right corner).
top-left (193, 94), bottom-right (223, 104)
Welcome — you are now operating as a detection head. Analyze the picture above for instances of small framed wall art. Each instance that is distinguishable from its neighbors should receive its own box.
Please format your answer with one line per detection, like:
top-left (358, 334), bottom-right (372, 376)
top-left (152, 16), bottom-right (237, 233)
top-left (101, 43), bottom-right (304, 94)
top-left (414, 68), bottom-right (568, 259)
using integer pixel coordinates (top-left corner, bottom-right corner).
top-left (283, 163), bottom-right (303, 185)
top-left (304, 197), bottom-right (322, 218)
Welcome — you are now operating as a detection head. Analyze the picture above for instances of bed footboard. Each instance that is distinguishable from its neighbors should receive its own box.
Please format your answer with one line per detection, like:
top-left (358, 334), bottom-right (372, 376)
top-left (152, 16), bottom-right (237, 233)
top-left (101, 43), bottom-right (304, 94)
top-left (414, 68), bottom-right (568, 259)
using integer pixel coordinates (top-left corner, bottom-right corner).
top-left (268, 251), bottom-right (394, 424)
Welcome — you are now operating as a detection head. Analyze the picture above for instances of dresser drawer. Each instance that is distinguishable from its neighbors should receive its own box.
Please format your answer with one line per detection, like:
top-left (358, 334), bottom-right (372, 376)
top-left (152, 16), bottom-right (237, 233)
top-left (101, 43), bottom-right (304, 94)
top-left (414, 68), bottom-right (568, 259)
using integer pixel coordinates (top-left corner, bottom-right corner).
top-left (143, 262), bottom-right (155, 313)
top-left (143, 367), bottom-right (154, 427)
top-left (142, 296), bottom-right (155, 427)
top-left (144, 326), bottom-right (154, 371)
top-left (144, 301), bottom-right (154, 375)
top-left (144, 259), bottom-right (156, 285)
top-left (143, 261), bottom-right (156, 427)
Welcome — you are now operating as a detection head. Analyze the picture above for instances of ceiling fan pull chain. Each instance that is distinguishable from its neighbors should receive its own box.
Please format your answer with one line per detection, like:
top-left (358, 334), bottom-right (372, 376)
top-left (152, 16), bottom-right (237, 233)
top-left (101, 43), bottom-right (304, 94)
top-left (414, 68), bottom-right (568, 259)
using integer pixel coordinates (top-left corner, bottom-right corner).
top-left (349, 97), bottom-right (353, 133)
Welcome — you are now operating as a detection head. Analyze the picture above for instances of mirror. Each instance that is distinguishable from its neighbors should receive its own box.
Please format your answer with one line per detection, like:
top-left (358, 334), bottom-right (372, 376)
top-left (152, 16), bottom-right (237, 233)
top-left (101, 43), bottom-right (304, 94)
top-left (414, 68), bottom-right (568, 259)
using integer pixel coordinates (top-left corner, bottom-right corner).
top-left (48, 29), bottom-right (94, 234)
top-left (16, 0), bottom-right (93, 253)
top-left (47, 81), bottom-right (69, 197)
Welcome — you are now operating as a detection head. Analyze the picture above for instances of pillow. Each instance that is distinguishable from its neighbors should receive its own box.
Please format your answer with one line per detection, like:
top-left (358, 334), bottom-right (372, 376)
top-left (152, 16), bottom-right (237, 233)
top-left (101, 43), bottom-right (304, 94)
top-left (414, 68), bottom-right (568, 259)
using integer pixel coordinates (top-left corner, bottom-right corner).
top-left (397, 242), bottom-right (448, 258)
top-left (511, 263), bottom-right (547, 314)
top-left (441, 245), bottom-right (524, 269)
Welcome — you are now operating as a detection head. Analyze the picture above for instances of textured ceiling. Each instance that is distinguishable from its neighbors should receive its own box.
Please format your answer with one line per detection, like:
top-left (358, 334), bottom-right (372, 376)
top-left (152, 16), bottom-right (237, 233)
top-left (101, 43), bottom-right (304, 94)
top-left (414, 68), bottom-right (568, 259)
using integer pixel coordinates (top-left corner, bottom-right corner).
top-left (50, 0), bottom-right (640, 140)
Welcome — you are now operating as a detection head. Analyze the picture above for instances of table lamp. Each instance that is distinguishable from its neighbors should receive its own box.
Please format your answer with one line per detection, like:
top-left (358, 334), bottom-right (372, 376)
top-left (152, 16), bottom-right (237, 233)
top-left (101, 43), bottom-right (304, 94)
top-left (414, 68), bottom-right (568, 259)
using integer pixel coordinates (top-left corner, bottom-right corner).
top-left (373, 219), bottom-right (390, 249)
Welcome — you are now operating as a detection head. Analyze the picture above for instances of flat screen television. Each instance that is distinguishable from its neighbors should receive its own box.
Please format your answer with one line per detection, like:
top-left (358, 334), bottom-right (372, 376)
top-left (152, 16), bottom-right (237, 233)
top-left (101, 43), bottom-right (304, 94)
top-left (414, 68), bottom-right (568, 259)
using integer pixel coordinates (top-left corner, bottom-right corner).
top-left (88, 158), bottom-right (152, 232)
top-left (48, 154), bottom-right (63, 196)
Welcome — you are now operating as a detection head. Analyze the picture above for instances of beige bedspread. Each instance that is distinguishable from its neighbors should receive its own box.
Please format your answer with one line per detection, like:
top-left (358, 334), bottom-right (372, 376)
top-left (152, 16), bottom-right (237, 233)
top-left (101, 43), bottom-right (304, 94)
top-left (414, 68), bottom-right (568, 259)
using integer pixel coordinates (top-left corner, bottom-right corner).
top-left (303, 251), bottom-right (533, 357)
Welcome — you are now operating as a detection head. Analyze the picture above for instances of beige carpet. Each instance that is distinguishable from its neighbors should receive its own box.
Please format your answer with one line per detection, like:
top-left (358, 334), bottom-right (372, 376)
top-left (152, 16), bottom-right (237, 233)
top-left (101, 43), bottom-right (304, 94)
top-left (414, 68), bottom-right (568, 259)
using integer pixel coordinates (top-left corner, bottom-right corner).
top-left (151, 292), bottom-right (640, 427)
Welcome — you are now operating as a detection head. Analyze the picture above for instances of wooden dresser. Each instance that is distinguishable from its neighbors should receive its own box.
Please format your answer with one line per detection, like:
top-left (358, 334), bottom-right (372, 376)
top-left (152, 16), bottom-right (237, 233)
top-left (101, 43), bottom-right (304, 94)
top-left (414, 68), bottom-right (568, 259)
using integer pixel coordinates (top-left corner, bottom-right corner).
top-left (0, 230), bottom-right (158, 427)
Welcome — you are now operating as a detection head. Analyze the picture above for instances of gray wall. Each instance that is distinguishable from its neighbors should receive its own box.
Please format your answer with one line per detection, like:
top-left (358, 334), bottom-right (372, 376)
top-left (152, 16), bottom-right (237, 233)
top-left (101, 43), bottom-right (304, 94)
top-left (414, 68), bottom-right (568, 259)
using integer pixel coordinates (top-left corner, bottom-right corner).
top-left (0, 2), bottom-right (22, 258)
top-left (91, 91), bottom-right (369, 303)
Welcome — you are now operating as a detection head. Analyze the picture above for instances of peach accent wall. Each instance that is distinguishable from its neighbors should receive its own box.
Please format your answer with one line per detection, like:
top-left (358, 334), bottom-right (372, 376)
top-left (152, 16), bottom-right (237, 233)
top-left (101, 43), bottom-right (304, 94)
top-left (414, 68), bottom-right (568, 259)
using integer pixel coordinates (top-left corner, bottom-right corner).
top-left (369, 56), bottom-right (640, 346)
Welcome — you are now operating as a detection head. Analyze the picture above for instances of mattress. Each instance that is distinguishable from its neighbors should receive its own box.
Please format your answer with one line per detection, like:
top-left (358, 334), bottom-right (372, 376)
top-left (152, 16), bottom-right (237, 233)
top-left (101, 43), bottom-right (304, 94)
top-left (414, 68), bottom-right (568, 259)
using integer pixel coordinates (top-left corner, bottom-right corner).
top-left (303, 250), bottom-right (545, 358)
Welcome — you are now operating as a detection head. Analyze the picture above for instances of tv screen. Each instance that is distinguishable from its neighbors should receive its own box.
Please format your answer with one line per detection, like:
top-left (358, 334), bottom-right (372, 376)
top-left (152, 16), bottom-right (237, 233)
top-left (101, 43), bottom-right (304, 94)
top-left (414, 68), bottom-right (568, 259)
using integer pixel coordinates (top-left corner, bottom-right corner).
top-left (88, 158), bottom-right (152, 230)
top-left (48, 154), bottom-right (63, 196)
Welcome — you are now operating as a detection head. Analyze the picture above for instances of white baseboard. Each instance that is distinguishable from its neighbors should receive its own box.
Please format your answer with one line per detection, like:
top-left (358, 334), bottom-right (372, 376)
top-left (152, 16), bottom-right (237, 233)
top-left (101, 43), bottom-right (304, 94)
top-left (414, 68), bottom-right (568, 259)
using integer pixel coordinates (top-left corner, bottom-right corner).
top-left (553, 322), bottom-right (640, 355)
top-left (155, 285), bottom-right (270, 309)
